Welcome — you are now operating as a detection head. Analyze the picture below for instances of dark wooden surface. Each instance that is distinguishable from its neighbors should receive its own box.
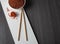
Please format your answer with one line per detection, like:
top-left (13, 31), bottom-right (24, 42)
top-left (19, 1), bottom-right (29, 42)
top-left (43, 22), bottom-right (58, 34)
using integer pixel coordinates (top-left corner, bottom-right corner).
top-left (0, 0), bottom-right (60, 44)
top-left (0, 2), bottom-right (14, 44)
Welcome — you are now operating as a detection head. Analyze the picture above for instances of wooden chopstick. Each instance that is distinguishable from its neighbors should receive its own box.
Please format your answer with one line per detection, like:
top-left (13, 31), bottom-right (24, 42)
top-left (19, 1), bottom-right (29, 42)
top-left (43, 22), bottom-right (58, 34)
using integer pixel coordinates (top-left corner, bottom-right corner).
top-left (18, 9), bottom-right (28, 41)
top-left (18, 9), bottom-right (23, 41)
top-left (22, 9), bottom-right (28, 41)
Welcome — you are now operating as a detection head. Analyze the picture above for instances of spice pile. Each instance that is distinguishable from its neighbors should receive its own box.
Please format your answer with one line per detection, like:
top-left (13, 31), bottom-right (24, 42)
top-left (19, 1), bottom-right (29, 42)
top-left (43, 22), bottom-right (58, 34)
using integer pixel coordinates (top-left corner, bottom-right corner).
top-left (9, 0), bottom-right (24, 9)
top-left (9, 12), bottom-right (17, 18)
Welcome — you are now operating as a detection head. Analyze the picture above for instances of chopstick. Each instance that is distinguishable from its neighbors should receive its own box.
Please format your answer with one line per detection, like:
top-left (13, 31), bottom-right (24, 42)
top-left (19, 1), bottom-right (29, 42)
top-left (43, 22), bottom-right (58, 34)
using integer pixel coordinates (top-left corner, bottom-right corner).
top-left (18, 9), bottom-right (23, 41)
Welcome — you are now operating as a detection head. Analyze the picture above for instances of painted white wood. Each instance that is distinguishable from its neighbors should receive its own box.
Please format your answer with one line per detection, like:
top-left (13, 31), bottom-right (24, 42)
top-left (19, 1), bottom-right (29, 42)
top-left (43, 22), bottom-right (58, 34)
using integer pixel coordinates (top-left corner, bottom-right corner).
top-left (1, 0), bottom-right (38, 44)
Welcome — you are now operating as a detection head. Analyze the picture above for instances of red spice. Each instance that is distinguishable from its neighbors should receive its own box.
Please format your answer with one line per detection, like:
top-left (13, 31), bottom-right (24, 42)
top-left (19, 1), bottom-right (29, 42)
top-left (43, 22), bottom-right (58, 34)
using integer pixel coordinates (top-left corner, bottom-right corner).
top-left (9, 12), bottom-right (17, 18)
top-left (9, 0), bottom-right (24, 9)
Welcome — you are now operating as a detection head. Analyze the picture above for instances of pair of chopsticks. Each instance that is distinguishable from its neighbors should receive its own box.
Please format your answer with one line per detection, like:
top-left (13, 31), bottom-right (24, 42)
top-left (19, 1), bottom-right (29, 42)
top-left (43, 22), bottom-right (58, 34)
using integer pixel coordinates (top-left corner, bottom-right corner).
top-left (18, 9), bottom-right (28, 41)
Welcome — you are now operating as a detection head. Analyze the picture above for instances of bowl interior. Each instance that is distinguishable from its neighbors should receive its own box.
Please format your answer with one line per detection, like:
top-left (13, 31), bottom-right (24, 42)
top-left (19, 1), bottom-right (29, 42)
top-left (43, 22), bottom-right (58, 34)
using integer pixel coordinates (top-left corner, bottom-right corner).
top-left (8, 0), bottom-right (26, 9)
